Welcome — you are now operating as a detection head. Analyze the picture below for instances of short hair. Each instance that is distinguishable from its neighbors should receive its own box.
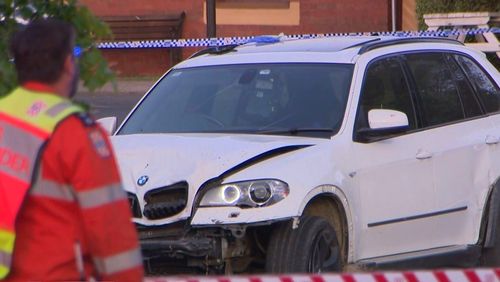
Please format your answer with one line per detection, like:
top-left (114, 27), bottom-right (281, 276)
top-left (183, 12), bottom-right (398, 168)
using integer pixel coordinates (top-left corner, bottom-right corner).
top-left (9, 18), bottom-right (75, 84)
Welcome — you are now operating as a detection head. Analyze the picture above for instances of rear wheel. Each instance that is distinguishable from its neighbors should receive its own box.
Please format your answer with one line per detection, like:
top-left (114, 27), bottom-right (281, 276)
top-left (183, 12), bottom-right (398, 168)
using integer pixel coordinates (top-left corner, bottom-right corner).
top-left (266, 215), bottom-right (342, 273)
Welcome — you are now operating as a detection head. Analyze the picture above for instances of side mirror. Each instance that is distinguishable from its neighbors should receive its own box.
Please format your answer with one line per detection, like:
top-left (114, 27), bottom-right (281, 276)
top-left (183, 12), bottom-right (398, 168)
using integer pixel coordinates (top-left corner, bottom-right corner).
top-left (368, 109), bottom-right (409, 129)
top-left (356, 109), bottom-right (409, 142)
top-left (97, 117), bottom-right (117, 135)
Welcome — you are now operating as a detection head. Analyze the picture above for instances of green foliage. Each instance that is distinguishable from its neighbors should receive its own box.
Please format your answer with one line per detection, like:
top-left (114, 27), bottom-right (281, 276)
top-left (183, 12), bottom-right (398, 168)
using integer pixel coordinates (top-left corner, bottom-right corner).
top-left (0, 0), bottom-right (115, 96)
top-left (416, 0), bottom-right (500, 29)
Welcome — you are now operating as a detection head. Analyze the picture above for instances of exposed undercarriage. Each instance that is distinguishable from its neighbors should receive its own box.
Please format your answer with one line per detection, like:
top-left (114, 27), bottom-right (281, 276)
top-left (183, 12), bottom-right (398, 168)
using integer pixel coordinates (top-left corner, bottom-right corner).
top-left (138, 221), bottom-right (274, 275)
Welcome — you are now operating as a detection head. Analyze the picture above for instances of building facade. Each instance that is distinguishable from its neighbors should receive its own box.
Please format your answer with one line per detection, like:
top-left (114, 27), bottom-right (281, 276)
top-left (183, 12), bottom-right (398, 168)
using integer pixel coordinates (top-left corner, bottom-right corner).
top-left (80, 0), bottom-right (417, 76)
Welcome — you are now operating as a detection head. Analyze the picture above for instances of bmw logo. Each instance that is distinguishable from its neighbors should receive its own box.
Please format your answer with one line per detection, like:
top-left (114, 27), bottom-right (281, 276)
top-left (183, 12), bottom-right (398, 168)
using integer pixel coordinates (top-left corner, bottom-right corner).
top-left (137, 175), bottom-right (149, 186)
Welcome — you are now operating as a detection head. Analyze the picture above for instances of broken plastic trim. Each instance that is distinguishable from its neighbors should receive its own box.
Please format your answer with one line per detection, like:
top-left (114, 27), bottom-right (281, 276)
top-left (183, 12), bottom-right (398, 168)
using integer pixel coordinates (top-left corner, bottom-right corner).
top-left (141, 236), bottom-right (215, 258)
top-left (188, 44), bottom-right (239, 59)
top-left (188, 35), bottom-right (283, 59)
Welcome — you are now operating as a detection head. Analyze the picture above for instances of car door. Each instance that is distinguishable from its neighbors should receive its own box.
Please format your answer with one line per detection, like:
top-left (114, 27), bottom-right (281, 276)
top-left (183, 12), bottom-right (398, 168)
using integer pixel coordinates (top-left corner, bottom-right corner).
top-left (454, 53), bottom-right (500, 184)
top-left (403, 52), bottom-right (493, 247)
top-left (351, 55), bottom-right (438, 259)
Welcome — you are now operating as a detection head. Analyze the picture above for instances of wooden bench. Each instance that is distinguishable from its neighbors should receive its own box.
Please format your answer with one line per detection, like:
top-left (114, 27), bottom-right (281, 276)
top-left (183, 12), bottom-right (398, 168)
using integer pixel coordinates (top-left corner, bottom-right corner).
top-left (101, 12), bottom-right (186, 66)
top-left (424, 12), bottom-right (500, 59)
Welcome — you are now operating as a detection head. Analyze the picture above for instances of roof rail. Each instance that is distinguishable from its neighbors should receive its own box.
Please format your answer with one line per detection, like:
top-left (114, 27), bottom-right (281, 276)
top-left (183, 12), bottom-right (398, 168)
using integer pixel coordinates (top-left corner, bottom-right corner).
top-left (341, 38), bottom-right (382, 51)
top-left (358, 37), bottom-right (463, 54)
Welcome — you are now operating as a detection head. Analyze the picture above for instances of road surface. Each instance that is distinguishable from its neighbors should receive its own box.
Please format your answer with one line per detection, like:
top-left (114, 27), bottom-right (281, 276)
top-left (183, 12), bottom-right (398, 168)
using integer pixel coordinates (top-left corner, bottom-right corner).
top-left (75, 79), bottom-right (154, 125)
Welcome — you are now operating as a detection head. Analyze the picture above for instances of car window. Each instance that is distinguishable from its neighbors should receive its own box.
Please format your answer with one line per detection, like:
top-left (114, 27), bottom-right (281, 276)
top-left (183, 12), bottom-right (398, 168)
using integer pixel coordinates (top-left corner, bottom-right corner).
top-left (454, 55), bottom-right (500, 114)
top-left (118, 63), bottom-right (354, 137)
top-left (444, 54), bottom-right (483, 118)
top-left (355, 56), bottom-right (416, 131)
top-left (405, 53), bottom-right (464, 127)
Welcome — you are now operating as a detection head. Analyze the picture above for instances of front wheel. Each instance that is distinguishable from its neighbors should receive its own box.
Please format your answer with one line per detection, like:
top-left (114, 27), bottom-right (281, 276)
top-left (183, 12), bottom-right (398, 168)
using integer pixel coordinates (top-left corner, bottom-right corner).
top-left (481, 206), bottom-right (500, 266)
top-left (266, 215), bottom-right (342, 273)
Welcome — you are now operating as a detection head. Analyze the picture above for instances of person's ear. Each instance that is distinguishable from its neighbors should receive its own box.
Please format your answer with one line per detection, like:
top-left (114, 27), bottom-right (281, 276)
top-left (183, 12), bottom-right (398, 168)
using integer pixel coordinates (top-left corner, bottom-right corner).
top-left (63, 54), bottom-right (75, 76)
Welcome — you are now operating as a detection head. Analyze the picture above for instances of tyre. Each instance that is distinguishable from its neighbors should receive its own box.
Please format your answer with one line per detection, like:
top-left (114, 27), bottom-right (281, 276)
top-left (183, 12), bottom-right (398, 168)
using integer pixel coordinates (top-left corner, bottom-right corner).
top-left (266, 215), bottom-right (342, 273)
top-left (481, 246), bottom-right (500, 267)
top-left (481, 201), bottom-right (500, 266)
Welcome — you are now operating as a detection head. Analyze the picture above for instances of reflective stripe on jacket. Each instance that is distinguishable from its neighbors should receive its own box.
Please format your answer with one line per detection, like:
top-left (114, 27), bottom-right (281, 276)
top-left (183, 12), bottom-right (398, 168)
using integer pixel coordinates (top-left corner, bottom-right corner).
top-left (0, 87), bottom-right (82, 278)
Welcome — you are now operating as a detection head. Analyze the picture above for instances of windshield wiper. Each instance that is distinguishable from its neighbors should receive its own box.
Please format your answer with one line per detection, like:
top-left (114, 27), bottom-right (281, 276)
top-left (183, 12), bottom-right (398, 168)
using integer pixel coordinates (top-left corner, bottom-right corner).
top-left (258, 128), bottom-right (335, 135)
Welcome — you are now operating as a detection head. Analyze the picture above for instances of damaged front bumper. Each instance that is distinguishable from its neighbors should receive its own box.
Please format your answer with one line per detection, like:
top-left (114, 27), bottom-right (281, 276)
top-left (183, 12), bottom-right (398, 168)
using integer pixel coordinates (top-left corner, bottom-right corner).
top-left (136, 219), bottom-right (277, 275)
top-left (141, 235), bottom-right (217, 258)
top-left (140, 237), bottom-right (217, 257)
top-left (137, 221), bottom-right (226, 274)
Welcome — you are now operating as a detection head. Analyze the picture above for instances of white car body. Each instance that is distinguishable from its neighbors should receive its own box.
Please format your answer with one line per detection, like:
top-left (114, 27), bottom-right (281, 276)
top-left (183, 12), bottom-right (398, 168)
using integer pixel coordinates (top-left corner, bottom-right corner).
top-left (109, 36), bottom-right (500, 273)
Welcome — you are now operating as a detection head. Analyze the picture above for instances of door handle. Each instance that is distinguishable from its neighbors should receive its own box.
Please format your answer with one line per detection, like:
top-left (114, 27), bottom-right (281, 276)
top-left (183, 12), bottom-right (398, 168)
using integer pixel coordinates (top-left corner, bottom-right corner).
top-left (416, 150), bottom-right (433, 160)
top-left (486, 135), bottom-right (499, 145)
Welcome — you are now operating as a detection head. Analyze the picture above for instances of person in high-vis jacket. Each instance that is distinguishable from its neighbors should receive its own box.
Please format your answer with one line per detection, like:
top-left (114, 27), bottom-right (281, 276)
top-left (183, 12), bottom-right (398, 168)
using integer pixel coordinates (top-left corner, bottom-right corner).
top-left (0, 19), bottom-right (144, 281)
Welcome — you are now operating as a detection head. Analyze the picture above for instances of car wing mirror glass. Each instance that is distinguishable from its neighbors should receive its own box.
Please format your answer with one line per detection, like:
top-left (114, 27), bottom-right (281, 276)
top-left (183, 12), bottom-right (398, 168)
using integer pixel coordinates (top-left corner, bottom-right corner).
top-left (97, 116), bottom-right (117, 135)
top-left (356, 109), bottom-right (409, 142)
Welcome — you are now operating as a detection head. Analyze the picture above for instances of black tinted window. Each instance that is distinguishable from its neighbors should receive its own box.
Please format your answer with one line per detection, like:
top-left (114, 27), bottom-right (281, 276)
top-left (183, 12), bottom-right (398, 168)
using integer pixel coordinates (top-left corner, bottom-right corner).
top-left (455, 55), bottom-right (500, 114)
top-left (356, 56), bottom-right (416, 130)
top-left (405, 53), bottom-right (464, 127)
top-left (445, 54), bottom-right (482, 118)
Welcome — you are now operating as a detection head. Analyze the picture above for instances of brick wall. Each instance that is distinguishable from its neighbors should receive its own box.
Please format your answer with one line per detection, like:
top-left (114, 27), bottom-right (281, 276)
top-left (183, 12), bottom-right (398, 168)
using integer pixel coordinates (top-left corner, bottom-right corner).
top-left (220, 0), bottom-right (390, 36)
top-left (80, 0), bottom-right (391, 77)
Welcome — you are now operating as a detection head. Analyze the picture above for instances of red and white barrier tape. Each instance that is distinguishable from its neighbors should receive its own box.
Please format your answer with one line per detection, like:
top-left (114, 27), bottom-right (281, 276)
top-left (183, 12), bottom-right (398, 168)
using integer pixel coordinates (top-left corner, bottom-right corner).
top-left (144, 269), bottom-right (500, 282)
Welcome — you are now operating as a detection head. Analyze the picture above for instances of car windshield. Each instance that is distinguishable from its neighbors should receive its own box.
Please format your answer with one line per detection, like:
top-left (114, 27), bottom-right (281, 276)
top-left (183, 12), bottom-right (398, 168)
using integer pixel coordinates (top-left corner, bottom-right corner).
top-left (118, 63), bottom-right (354, 137)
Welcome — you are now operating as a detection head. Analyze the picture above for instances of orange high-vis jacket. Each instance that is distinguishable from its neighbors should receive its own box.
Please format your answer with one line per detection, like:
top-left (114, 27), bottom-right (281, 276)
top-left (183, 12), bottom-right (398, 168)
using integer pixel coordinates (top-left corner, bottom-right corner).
top-left (0, 84), bottom-right (144, 281)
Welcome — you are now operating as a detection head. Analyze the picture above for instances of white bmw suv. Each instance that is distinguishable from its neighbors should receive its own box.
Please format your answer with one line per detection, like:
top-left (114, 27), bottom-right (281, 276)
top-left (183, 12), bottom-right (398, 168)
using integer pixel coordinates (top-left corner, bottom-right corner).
top-left (103, 36), bottom-right (500, 274)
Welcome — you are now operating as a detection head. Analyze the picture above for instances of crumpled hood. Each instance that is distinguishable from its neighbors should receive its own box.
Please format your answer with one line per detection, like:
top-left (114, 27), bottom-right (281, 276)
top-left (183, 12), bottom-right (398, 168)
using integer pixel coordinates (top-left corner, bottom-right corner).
top-left (111, 133), bottom-right (320, 195)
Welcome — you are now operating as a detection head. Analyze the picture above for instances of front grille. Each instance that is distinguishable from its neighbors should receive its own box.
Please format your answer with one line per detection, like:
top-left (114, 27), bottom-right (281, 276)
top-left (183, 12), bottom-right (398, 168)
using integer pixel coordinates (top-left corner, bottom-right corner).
top-left (143, 181), bottom-right (188, 220)
top-left (127, 192), bottom-right (142, 218)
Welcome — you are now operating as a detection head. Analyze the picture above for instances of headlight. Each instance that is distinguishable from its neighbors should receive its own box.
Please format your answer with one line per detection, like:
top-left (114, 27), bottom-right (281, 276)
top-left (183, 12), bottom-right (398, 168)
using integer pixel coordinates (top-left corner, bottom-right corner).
top-left (199, 179), bottom-right (289, 208)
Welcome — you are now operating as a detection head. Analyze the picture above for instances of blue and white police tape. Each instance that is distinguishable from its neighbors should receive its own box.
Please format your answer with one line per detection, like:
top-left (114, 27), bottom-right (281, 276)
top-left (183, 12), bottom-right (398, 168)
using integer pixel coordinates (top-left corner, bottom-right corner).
top-left (97, 27), bottom-right (500, 49)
